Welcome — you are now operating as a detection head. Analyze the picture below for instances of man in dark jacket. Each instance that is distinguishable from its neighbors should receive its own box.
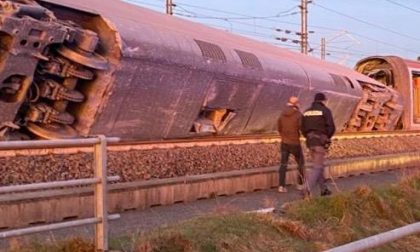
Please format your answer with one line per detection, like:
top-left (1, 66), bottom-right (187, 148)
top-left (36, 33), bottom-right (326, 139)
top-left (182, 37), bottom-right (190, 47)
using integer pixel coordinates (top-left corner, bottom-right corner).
top-left (277, 96), bottom-right (305, 193)
top-left (301, 92), bottom-right (336, 197)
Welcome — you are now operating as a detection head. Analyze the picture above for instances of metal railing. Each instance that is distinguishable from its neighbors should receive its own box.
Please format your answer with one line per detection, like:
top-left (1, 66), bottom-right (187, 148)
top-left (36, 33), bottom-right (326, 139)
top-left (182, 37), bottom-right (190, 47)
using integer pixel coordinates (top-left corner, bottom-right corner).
top-left (0, 135), bottom-right (120, 251)
top-left (325, 222), bottom-right (420, 252)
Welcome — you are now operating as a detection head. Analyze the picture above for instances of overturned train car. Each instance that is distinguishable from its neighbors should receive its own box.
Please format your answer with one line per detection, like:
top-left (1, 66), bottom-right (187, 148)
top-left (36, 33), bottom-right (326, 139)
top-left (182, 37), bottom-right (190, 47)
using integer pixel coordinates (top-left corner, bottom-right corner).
top-left (355, 56), bottom-right (420, 131)
top-left (0, 0), bottom-right (403, 140)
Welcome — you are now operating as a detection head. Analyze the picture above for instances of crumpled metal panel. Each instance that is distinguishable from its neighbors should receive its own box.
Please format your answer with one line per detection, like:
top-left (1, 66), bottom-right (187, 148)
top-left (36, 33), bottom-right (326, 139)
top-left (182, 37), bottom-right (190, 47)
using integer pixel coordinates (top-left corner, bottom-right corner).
top-left (90, 58), bottom-right (214, 140)
top-left (355, 56), bottom-right (412, 131)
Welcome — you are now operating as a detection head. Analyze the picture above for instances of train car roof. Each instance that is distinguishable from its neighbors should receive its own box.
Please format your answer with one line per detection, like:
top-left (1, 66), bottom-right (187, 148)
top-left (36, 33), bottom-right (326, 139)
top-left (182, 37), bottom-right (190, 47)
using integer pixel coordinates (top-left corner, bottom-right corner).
top-left (357, 55), bottom-right (420, 71)
top-left (403, 58), bottom-right (420, 70)
top-left (40, 0), bottom-right (379, 85)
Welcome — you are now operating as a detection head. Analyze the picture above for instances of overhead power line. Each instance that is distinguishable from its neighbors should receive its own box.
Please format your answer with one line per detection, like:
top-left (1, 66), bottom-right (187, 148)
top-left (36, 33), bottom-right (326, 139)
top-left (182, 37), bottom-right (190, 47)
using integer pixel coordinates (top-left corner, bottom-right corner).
top-left (312, 2), bottom-right (420, 42)
top-left (174, 7), bottom-right (298, 21)
top-left (384, 0), bottom-right (420, 13)
top-left (178, 1), bottom-right (420, 55)
top-left (173, 2), bottom-right (420, 54)
top-left (124, 0), bottom-right (163, 9)
top-left (310, 41), bottom-right (370, 55)
top-left (175, 6), bottom-right (311, 36)
top-left (174, 1), bottom-right (302, 25)
top-left (174, 14), bottom-right (276, 37)
top-left (124, 0), bottom-right (420, 56)
top-left (175, 1), bottom-right (299, 19)
top-left (303, 23), bottom-right (420, 54)
top-left (313, 2), bottom-right (420, 43)
top-left (350, 31), bottom-right (420, 54)
top-left (174, 10), bottom-right (276, 32)
top-left (313, 48), bottom-right (368, 57)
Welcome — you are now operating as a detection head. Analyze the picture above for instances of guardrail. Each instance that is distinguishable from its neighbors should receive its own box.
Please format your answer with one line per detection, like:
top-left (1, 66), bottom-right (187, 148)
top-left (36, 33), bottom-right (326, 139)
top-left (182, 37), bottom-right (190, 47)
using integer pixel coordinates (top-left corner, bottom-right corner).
top-left (0, 136), bottom-right (120, 251)
top-left (325, 222), bottom-right (420, 252)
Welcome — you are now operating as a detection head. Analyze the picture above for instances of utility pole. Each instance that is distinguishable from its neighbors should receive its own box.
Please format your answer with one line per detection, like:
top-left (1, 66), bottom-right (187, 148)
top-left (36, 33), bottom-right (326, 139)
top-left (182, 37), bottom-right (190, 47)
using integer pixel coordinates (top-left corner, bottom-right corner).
top-left (166, 0), bottom-right (173, 15)
top-left (321, 37), bottom-right (326, 60)
top-left (300, 0), bottom-right (309, 54)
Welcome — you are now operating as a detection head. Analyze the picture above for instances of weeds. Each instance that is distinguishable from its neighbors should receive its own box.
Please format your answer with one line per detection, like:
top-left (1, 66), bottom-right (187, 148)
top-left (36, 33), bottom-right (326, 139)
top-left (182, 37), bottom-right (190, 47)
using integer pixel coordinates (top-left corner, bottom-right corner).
top-left (7, 237), bottom-right (94, 252)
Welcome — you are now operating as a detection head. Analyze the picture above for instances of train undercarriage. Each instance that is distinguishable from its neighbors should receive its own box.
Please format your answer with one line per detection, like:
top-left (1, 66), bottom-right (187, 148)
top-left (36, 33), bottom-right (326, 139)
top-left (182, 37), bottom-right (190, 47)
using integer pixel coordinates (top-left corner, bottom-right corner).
top-left (0, 0), bottom-right (116, 140)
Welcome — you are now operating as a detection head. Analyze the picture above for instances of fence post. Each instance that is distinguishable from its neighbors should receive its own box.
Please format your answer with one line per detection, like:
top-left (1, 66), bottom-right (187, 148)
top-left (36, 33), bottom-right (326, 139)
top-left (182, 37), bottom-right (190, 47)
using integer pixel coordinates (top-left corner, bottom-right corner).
top-left (94, 135), bottom-right (108, 251)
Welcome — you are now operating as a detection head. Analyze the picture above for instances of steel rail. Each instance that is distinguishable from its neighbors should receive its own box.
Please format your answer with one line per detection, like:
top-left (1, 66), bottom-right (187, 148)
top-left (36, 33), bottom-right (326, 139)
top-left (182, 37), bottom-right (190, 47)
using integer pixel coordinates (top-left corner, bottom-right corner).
top-left (110, 130), bottom-right (420, 146)
top-left (0, 131), bottom-right (419, 156)
top-left (107, 130), bottom-right (420, 151)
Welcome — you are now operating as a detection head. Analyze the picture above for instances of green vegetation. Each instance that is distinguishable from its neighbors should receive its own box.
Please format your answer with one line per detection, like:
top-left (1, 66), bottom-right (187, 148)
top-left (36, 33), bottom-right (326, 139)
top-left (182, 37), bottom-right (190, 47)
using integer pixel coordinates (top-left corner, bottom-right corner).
top-left (7, 173), bottom-right (420, 252)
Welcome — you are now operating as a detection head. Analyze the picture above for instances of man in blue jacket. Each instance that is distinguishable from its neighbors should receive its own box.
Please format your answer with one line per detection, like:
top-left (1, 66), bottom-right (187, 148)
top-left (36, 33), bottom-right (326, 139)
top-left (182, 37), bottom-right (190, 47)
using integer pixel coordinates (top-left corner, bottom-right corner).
top-left (301, 92), bottom-right (336, 197)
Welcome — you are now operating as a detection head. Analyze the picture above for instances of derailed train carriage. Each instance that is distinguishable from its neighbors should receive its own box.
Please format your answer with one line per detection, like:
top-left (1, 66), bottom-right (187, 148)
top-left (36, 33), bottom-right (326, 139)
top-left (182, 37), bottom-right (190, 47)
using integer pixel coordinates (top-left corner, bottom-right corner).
top-left (355, 56), bottom-right (420, 131)
top-left (0, 0), bottom-right (407, 140)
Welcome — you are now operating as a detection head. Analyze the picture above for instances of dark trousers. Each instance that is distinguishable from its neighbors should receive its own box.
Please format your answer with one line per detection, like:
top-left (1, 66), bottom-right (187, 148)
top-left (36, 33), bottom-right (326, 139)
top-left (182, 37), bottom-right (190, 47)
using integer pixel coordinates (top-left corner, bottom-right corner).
top-left (279, 142), bottom-right (305, 187)
top-left (306, 145), bottom-right (329, 193)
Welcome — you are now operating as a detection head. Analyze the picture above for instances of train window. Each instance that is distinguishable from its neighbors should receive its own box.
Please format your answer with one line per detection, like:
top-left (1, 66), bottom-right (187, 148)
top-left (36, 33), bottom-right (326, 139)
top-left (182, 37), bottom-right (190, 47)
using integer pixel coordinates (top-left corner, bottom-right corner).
top-left (343, 76), bottom-right (355, 89)
top-left (194, 39), bottom-right (227, 62)
top-left (329, 73), bottom-right (347, 89)
top-left (190, 108), bottom-right (236, 134)
top-left (234, 49), bottom-right (263, 69)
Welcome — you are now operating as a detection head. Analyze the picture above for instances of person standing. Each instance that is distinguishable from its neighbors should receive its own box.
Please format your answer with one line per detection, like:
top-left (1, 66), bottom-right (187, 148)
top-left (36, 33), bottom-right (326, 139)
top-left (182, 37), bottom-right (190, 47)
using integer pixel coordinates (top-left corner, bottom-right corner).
top-left (277, 96), bottom-right (305, 193)
top-left (301, 92), bottom-right (336, 197)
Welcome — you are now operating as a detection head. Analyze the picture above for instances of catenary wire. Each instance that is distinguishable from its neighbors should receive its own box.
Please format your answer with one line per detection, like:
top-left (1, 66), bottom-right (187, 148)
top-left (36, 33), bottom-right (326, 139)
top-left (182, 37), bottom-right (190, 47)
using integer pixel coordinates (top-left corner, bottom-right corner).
top-left (313, 2), bottom-right (420, 43)
top-left (124, 0), bottom-right (420, 55)
top-left (384, 0), bottom-right (420, 14)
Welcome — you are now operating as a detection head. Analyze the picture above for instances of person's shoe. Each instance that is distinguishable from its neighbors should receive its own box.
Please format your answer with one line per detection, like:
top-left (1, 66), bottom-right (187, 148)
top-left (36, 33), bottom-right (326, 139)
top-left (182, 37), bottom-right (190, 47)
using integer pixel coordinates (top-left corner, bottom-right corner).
top-left (321, 188), bottom-right (332, 196)
top-left (296, 184), bottom-right (305, 191)
top-left (278, 186), bottom-right (288, 193)
top-left (302, 190), bottom-right (311, 200)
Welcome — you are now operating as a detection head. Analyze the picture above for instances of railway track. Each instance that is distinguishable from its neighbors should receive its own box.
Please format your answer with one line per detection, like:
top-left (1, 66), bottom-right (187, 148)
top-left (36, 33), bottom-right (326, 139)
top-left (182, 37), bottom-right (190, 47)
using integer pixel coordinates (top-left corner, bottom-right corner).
top-left (1, 131), bottom-right (420, 229)
top-left (2, 130), bottom-right (420, 157)
top-left (1, 130), bottom-right (420, 185)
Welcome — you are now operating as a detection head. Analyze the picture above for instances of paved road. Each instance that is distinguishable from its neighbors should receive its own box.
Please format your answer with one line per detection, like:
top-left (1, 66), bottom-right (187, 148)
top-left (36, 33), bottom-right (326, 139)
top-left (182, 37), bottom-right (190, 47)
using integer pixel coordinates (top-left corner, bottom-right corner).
top-left (0, 168), bottom-right (412, 250)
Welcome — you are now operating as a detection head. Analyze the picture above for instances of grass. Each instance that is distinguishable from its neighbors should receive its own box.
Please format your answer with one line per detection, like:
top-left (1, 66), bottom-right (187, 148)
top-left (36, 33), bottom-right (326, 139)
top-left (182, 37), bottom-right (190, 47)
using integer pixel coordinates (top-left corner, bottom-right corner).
top-left (6, 237), bottom-right (95, 252)
top-left (6, 171), bottom-right (420, 252)
top-left (135, 214), bottom-right (317, 252)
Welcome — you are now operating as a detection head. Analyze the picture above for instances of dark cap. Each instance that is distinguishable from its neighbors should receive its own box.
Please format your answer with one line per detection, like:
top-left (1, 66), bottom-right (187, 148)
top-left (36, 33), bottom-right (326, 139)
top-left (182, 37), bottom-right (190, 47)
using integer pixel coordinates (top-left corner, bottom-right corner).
top-left (314, 92), bottom-right (327, 101)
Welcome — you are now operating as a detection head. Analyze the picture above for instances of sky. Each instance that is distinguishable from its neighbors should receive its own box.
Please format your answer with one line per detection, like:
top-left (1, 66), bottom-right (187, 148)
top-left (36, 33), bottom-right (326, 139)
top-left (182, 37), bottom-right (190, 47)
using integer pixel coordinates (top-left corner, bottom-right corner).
top-left (122, 0), bottom-right (420, 67)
